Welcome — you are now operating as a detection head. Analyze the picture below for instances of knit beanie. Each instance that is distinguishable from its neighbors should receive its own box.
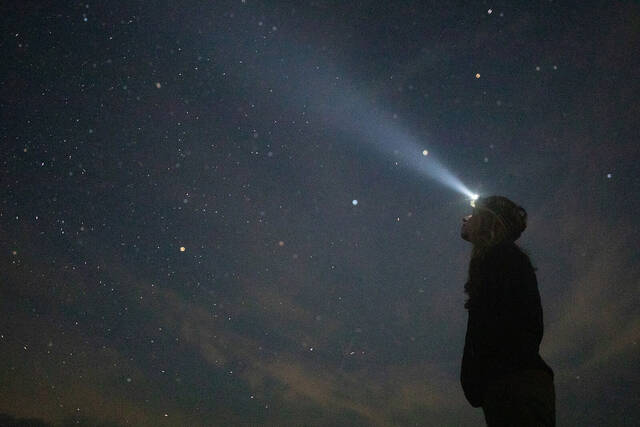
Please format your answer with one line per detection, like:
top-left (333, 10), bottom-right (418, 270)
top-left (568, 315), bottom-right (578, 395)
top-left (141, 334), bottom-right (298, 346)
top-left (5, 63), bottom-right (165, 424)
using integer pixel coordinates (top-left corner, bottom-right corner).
top-left (477, 195), bottom-right (527, 242)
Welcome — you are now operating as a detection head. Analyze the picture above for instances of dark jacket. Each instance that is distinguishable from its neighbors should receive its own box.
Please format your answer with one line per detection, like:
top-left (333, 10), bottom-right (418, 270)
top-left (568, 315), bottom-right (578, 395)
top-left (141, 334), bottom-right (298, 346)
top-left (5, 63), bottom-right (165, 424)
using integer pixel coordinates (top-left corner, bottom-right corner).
top-left (460, 241), bottom-right (553, 407)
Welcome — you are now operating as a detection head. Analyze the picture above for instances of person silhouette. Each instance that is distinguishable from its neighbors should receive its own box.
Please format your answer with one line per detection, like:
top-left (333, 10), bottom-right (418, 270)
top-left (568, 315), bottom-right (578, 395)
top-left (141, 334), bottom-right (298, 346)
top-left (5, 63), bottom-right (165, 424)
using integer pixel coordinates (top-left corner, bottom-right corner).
top-left (460, 195), bottom-right (555, 426)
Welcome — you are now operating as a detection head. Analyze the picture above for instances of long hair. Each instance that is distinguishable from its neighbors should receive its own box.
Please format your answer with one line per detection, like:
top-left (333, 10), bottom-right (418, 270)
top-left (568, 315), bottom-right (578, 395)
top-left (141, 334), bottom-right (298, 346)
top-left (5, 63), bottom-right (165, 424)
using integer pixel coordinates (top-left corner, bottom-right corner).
top-left (468, 204), bottom-right (513, 259)
top-left (463, 203), bottom-right (533, 309)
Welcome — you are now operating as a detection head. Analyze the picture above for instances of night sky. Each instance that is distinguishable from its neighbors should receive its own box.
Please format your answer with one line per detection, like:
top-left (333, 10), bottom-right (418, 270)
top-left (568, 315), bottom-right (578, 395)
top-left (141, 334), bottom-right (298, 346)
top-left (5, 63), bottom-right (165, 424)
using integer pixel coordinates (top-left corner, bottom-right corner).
top-left (2, 1), bottom-right (639, 426)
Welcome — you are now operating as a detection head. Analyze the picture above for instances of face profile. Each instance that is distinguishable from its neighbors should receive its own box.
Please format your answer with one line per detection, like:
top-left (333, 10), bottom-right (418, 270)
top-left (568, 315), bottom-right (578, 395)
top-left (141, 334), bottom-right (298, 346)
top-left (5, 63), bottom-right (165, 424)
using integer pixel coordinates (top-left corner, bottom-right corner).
top-left (460, 210), bottom-right (481, 243)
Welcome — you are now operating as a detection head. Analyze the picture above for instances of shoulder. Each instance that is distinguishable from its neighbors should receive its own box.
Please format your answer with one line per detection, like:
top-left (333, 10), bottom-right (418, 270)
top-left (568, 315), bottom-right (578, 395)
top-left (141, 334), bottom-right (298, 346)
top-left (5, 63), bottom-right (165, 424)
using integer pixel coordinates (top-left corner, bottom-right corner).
top-left (484, 242), bottom-right (535, 280)
top-left (496, 242), bottom-right (530, 263)
top-left (485, 241), bottom-right (525, 264)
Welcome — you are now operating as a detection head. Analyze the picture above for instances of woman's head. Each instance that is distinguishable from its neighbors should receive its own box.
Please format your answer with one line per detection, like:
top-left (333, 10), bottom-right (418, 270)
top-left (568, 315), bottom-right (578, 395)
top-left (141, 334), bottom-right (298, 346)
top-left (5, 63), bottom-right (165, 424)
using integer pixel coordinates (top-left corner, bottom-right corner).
top-left (462, 196), bottom-right (529, 308)
top-left (460, 195), bottom-right (527, 250)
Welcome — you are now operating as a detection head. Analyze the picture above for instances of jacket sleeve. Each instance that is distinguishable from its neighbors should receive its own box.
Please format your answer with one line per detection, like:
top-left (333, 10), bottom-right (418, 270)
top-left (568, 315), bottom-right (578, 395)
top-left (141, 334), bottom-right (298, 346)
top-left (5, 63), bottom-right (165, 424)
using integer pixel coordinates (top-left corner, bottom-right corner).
top-left (509, 258), bottom-right (544, 360)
